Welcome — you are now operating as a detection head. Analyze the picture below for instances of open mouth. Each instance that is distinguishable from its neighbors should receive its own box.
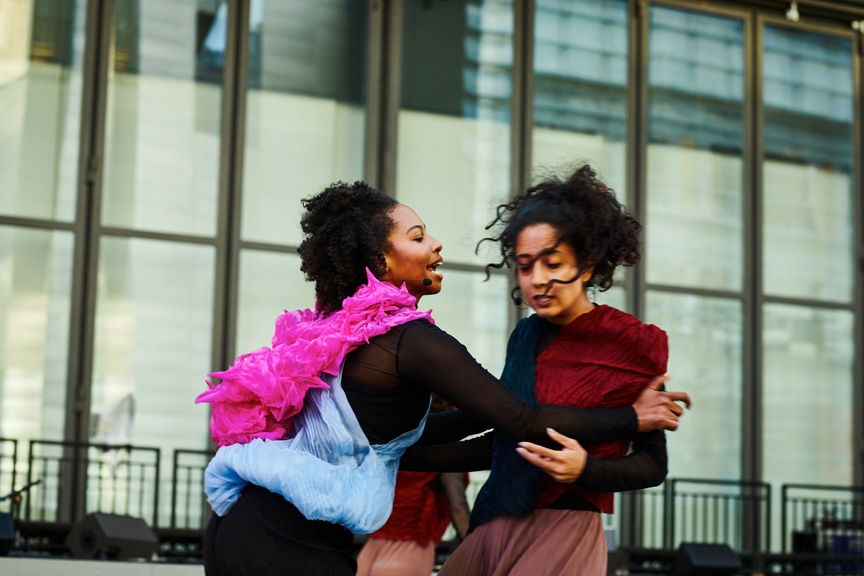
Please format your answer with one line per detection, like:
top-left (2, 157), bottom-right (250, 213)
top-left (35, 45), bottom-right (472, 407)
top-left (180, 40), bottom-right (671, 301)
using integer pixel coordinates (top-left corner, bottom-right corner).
top-left (427, 261), bottom-right (443, 278)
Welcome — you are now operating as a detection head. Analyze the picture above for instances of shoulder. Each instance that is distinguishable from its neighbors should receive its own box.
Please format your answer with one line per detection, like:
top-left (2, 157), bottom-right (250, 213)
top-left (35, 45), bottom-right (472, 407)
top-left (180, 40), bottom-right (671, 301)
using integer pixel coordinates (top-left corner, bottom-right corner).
top-left (596, 305), bottom-right (668, 353)
top-left (395, 318), bottom-right (459, 347)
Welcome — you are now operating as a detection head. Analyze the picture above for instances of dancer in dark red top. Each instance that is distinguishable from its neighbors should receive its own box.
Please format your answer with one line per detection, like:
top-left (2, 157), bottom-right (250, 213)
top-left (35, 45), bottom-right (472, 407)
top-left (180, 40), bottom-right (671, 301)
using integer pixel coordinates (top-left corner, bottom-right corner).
top-left (439, 164), bottom-right (689, 576)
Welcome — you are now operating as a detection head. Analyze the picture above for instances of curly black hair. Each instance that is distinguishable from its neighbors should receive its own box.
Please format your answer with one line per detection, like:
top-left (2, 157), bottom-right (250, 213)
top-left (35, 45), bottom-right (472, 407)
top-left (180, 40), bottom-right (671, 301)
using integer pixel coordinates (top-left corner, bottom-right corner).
top-left (298, 181), bottom-right (398, 315)
top-left (481, 164), bottom-right (642, 305)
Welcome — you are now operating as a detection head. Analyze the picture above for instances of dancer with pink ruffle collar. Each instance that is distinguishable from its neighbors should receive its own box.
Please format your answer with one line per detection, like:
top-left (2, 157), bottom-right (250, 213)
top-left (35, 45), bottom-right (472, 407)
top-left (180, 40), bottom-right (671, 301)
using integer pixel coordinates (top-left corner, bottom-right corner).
top-left (196, 180), bottom-right (688, 576)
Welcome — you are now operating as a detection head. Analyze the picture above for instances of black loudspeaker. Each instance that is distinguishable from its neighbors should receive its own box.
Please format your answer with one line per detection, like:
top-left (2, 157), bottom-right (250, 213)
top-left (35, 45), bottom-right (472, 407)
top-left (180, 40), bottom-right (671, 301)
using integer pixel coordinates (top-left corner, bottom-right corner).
top-left (674, 542), bottom-right (742, 576)
top-left (66, 513), bottom-right (158, 560)
top-left (0, 512), bottom-right (14, 556)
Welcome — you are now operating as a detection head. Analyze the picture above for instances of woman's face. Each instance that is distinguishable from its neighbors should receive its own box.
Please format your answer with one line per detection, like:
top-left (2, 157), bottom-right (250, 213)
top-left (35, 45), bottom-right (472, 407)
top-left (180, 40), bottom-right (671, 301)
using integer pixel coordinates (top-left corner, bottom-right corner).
top-left (380, 204), bottom-right (443, 302)
top-left (515, 223), bottom-right (594, 325)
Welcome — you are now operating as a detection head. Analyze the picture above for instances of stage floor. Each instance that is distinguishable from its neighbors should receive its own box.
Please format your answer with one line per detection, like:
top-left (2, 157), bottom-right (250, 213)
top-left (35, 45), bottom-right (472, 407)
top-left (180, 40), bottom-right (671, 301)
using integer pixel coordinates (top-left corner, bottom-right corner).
top-left (0, 556), bottom-right (204, 575)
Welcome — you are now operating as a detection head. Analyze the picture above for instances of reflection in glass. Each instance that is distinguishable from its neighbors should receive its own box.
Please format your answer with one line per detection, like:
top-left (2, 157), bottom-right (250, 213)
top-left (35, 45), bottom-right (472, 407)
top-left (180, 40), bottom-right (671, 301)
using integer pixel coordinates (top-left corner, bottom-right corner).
top-left (646, 7), bottom-right (744, 291)
top-left (432, 269), bottom-right (509, 378)
top-left (0, 227), bottom-right (73, 443)
top-left (397, 0), bottom-right (512, 266)
top-left (241, 0), bottom-right (367, 246)
top-left (93, 237), bottom-right (215, 521)
top-left (102, 1), bottom-right (223, 237)
top-left (763, 304), bottom-right (853, 484)
top-left (646, 291), bottom-right (743, 479)
top-left (762, 304), bottom-right (853, 550)
top-left (0, 1), bottom-right (84, 221)
top-left (236, 251), bottom-right (316, 356)
top-left (762, 27), bottom-right (853, 302)
top-left (532, 0), bottom-right (628, 197)
top-left (592, 285), bottom-right (625, 312)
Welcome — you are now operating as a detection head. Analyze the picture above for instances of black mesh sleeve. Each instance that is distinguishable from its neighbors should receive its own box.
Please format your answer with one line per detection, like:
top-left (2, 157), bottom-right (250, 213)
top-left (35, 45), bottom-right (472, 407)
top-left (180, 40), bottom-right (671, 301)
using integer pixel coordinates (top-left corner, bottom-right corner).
top-left (395, 321), bottom-right (637, 444)
top-left (416, 410), bottom-right (492, 444)
top-left (576, 430), bottom-right (667, 492)
top-left (400, 432), bottom-right (494, 472)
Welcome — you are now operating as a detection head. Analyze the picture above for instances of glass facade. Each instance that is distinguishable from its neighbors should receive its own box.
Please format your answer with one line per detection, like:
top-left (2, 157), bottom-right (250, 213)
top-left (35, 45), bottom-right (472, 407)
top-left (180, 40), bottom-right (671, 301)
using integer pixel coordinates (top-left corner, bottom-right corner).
top-left (0, 0), bottom-right (860, 552)
top-left (241, 0), bottom-right (367, 246)
top-left (532, 0), bottom-right (629, 197)
top-left (645, 6), bottom-right (746, 480)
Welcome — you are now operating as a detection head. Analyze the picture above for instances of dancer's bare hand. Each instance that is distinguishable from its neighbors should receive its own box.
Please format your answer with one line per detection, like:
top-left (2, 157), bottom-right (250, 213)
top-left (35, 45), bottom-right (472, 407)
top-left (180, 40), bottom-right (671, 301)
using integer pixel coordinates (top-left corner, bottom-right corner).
top-left (516, 428), bottom-right (587, 483)
top-left (633, 374), bottom-right (691, 433)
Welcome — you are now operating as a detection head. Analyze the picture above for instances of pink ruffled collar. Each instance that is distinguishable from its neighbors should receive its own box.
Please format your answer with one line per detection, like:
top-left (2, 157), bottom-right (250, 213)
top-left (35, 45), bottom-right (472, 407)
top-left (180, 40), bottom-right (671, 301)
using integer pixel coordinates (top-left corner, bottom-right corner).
top-left (196, 269), bottom-right (434, 447)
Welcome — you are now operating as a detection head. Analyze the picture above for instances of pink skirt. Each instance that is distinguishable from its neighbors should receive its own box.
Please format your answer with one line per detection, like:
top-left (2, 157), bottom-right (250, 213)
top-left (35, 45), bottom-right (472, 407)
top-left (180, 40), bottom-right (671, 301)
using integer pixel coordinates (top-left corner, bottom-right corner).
top-left (356, 538), bottom-right (437, 576)
top-left (437, 509), bottom-right (606, 576)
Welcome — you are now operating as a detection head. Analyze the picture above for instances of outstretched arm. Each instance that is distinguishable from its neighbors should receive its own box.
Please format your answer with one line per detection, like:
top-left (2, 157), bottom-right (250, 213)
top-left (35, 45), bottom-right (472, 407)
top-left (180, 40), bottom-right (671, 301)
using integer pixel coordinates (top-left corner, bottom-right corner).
top-left (398, 322), bottom-right (686, 445)
top-left (515, 426), bottom-right (668, 491)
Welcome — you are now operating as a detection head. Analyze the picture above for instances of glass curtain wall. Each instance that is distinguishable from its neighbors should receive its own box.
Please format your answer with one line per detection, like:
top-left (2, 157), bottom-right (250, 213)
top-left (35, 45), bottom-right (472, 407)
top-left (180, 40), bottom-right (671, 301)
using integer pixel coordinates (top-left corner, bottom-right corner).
top-left (235, 0), bottom-right (367, 354)
top-left (0, 2), bottom-right (83, 449)
top-left (530, 0), bottom-right (631, 540)
top-left (395, 0), bottom-right (513, 504)
top-left (395, 0), bottom-right (511, 377)
top-left (644, 5), bottom-right (745, 482)
top-left (92, 0), bottom-right (225, 524)
top-left (761, 25), bottom-right (855, 488)
top-left (0, 0), bottom-right (861, 549)
top-left (532, 0), bottom-right (629, 311)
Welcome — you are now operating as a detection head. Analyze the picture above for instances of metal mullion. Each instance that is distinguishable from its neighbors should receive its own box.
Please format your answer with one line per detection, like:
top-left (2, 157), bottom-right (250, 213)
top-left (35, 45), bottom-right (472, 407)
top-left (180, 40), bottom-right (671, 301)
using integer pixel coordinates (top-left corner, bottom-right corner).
top-left (627, 0), bottom-right (649, 322)
top-left (364, 0), bottom-right (402, 195)
top-left (507, 0), bottom-right (534, 333)
top-left (211, 0), bottom-right (250, 385)
top-left (99, 226), bottom-right (219, 247)
top-left (618, 0), bottom-right (651, 553)
top-left (63, 0), bottom-right (114, 524)
top-left (510, 0), bottom-right (533, 198)
top-left (852, 18), bottom-right (863, 490)
top-left (744, 7), bottom-right (762, 507)
top-left (0, 215), bottom-right (76, 232)
top-left (381, 0), bottom-right (403, 197)
top-left (364, 0), bottom-right (384, 189)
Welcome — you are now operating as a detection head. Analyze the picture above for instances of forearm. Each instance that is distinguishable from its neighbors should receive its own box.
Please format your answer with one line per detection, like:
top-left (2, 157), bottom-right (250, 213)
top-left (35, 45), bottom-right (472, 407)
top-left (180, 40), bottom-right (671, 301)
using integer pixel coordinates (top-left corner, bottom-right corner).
top-left (577, 430), bottom-right (667, 492)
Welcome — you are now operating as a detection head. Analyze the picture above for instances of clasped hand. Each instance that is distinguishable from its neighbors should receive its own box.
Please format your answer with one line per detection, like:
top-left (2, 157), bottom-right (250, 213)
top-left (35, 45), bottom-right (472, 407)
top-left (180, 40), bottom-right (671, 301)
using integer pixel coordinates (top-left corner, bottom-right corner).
top-left (516, 376), bottom-right (691, 483)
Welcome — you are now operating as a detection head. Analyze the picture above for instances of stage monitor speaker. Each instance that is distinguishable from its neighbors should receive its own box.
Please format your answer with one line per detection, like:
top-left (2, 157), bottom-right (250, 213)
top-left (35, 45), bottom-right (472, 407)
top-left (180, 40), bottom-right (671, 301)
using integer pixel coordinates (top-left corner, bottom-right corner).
top-left (0, 512), bottom-right (14, 556)
top-left (674, 542), bottom-right (742, 576)
top-left (66, 512), bottom-right (158, 560)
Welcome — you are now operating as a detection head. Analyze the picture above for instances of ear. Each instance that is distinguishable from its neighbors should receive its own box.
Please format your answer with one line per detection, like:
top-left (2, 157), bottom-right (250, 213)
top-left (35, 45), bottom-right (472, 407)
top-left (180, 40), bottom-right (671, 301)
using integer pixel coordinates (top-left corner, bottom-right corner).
top-left (580, 267), bottom-right (594, 283)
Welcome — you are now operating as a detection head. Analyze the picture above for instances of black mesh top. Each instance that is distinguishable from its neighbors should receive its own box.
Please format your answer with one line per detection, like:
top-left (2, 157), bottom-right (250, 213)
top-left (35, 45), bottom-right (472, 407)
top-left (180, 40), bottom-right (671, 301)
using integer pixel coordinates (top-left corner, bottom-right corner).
top-left (342, 318), bottom-right (667, 494)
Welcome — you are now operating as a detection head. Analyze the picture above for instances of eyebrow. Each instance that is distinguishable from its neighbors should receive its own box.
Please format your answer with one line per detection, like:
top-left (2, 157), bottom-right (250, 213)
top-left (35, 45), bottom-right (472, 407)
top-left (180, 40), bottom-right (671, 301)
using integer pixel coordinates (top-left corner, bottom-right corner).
top-left (405, 224), bottom-right (424, 234)
top-left (516, 246), bottom-right (560, 263)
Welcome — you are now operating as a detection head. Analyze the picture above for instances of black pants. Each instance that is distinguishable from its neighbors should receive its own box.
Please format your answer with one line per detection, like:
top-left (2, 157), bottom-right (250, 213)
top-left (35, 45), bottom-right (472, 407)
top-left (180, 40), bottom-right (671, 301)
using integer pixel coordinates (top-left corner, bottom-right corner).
top-left (203, 484), bottom-right (357, 576)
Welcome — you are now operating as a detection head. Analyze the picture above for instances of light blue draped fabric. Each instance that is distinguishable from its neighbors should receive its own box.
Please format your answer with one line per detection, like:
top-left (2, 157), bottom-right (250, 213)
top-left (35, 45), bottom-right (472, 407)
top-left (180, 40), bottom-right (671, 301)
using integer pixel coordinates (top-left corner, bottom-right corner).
top-left (204, 363), bottom-right (430, 534)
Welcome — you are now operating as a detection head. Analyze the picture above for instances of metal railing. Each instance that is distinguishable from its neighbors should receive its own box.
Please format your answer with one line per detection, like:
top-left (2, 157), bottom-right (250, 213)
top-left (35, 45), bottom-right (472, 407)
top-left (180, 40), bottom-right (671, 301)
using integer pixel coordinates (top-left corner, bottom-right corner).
top-left (23, 440), bottom-right (161, 526)
top-left (3, 436), bottom-right (864, 570)
top-left (663, 478), bottom-right (771, 553)
top-left (0, 438), bottom-right (18, 507)
top-left (781, 483), bottom-right (864, 551)
top-left (169, 448), bottom-right (214, 531)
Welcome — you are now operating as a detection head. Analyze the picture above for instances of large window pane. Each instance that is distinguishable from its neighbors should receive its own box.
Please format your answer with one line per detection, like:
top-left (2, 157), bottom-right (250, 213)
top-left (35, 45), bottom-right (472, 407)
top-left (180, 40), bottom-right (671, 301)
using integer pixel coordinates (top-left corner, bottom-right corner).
top-left (763, 304), bottom-right (854, 551)
top-left (430, 269), bottom-right (509, 379)
top-left (241, 0), bottom-right (367, 246)
top-left (763, 304), bottom-right (853, 485)
top-left (0, 0), bottom-right (84, 221)
top-left (646, 7), bottom-right (744, 291)
top-left (0, 227), bottom-right (73, 443)
top-left (92, 237), bottom-right (215, 523)
top-left (101, 0), bottom-right (224, 237)
top-left (646, 291), bottom-right (743, 479)
top-left (532, 0), bottom-right (628, 198)
top-left (396, 0), bottom-right (512, 266)
top-left (236, 251), bottom-right (315, 356)
top-left (762, 27), bottom-right (853, 303)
